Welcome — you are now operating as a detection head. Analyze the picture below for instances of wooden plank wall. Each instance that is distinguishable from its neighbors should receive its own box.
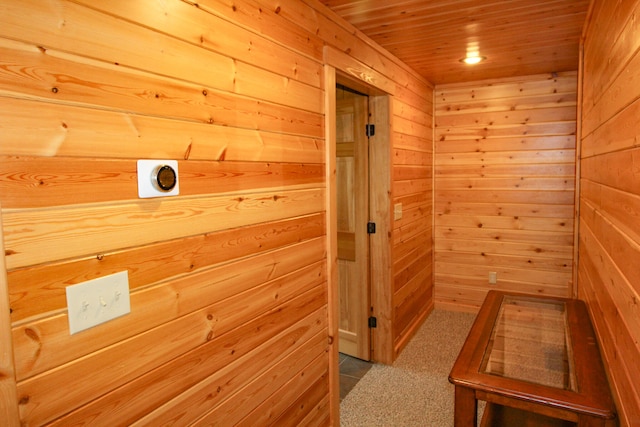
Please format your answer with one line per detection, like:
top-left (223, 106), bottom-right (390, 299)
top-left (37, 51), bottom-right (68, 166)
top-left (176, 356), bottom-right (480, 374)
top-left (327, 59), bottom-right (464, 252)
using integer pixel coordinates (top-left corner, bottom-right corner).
top-left (0, 0), bottom-right (433, 424)
top-left (579, 0), bottom-right (640, 425)
top-left (284, 2), bottom-right (435, 360)
top-left (391, 87), bottom-right (434, 357)
top-left (434, 73), bottom-right (578, 311)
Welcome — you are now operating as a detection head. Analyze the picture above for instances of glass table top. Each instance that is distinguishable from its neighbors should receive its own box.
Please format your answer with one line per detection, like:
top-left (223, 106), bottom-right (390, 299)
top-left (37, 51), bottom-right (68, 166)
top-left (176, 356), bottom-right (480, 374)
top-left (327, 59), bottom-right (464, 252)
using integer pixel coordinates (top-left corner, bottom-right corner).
top-left (480, 295), bottom-right (576, 391)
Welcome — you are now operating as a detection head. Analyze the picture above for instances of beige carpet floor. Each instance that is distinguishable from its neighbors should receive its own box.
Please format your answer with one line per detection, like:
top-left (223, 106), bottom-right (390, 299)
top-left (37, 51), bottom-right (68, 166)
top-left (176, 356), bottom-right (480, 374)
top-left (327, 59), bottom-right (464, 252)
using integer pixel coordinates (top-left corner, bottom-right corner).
top-left (340, 309), bottom-right (479, 426)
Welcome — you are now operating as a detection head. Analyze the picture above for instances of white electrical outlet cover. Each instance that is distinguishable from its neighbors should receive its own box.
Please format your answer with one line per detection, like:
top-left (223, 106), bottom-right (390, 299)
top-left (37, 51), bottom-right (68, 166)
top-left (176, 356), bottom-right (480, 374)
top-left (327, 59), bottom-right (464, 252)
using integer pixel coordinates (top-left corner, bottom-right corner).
top-left (66, 271), bottom-right (131, 334)
top-left (137, 159), bottom-right (180, 198)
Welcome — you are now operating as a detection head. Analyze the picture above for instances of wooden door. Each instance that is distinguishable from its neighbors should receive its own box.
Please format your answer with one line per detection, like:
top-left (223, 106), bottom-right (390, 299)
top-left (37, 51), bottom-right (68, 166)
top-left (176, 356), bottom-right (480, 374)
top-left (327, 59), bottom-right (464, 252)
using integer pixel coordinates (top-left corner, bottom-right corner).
top-left (336, 85), bottom-right (370, 360)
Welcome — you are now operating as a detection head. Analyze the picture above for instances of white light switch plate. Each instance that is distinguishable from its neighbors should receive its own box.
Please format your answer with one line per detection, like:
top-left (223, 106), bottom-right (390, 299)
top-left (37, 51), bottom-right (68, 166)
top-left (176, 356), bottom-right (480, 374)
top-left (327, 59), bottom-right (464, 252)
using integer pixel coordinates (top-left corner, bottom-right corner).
top-left (489, 271), bottom-right (498, 284)
top-left (394, 203), bottom-right (403, 221)
top-left (66, 271), bottom-right (131, 334)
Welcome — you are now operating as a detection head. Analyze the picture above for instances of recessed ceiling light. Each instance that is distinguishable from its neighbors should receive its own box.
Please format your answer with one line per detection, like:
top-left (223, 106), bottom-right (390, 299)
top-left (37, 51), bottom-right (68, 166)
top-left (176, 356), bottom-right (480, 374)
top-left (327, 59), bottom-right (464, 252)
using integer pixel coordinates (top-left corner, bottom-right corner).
top-left (460, 55), bottom-right (486, 65)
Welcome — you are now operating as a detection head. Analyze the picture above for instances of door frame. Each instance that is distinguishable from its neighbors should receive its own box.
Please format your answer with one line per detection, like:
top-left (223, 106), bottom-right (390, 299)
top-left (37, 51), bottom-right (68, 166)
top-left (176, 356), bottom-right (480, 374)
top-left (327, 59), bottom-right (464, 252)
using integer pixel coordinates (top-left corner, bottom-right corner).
top-left (325, 65), bottom-right (393, 368)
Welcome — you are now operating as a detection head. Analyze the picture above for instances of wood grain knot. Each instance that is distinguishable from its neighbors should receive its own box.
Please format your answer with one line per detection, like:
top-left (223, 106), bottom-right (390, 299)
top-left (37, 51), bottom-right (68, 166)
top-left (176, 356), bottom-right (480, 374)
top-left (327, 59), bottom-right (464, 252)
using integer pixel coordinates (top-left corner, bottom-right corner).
top-left (24, 328), bottom-right (40, 343)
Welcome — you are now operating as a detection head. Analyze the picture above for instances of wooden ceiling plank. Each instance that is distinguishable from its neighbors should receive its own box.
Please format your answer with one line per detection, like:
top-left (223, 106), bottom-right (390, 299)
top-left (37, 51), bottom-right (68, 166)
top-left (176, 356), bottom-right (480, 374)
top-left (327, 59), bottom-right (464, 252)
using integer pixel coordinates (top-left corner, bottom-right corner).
top-left (319, 0), bottom-right (589, 84)
top-left (329, 0), bottom-right (587, 30)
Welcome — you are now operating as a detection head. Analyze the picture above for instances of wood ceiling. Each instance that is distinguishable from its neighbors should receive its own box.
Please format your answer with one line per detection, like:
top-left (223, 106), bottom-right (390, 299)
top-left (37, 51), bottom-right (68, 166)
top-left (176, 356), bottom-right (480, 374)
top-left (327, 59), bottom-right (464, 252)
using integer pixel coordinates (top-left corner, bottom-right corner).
top-left (319, 0), bottom-right (591, 85)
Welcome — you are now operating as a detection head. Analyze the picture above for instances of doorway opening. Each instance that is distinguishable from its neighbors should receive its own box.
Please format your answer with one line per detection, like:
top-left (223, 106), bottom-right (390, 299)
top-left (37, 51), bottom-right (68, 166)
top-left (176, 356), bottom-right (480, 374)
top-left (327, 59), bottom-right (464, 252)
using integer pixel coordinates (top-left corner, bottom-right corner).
top-left (336, 83), bottom-right (372, 361)
top-left (333, 74), bottom-right (392, 365)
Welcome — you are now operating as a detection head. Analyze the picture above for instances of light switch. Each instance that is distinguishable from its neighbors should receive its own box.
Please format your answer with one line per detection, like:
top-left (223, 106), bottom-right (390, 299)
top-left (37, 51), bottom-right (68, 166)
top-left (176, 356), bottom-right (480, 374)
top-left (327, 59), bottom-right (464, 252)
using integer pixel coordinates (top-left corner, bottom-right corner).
top-left (489, 271), bottom-right (497, 284)
top-left (66, 271), bottom-right (131, 334)
top-left (394, 203), bottom-right (403, 220)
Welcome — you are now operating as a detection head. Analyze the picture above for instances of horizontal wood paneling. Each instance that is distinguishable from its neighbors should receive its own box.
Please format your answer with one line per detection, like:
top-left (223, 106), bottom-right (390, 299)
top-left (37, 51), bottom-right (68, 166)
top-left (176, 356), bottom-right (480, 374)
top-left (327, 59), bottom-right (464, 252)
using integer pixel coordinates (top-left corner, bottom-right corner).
top-left (9, 216), bottom-right (324, 323)
top-left (135, 331), bottom-right (329, 426)
top-left (21, 285), bottom-right (326, 425)
top-left (0, 1), bottom-right (323, 113)
top-left (14, 245), bottom-right (326, 380)
top-left (580, 2), bottom-right (640, 424)
top-left (3, 188), bottom-right (324, 269)
top-left (50, 304), bottom-right (328, 426)
top-left (435, 72), bottom-right (577, 311)
top-left (0, 0), bottom-right (331, 424)
top-left (79, 0), bottom-right (324, 87)
top-left (0, 38), bottom-right (323, 140)
top-left (0, 98), bottom-right (324, 159)
top-left (392, 83), bottom-right (434, 356)
top-left (0, 0), bottom-right (435, 423)
top-left (0, 156), bottom-right (323, 209)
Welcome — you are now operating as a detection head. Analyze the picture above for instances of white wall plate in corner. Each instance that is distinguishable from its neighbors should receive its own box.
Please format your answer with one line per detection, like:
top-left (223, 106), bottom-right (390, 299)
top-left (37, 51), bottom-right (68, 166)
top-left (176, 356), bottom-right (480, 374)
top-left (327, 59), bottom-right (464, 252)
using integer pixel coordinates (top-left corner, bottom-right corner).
top-left (137, 159), bottom-right (180, 198)
top-left (394, 203), bottom-right (403, 221)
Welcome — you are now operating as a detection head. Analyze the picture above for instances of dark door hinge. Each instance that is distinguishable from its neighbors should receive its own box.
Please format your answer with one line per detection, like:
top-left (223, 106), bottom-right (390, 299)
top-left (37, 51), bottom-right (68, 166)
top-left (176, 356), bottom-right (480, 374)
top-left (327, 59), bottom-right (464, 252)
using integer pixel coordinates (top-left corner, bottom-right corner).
top-left (366, 123), bottom-right (375, 137)
top-left (367, 222), bottom-right (376, 234)
top-left (368, 316), bottom-right (377, 328)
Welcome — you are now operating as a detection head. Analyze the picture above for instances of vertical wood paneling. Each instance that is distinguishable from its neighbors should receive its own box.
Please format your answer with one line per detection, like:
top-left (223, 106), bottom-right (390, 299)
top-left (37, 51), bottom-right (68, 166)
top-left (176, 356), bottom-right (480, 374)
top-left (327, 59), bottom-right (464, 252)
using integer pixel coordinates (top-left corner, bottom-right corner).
top-left (580, 1), bottom-right (640, 425)
top-left (0, 0), bottom-right (434, 424)
top-left (323, 63), bottom-right (340, 421)
top-left (434, 72), bottom-right (578, 311)
top-left (0, 207), bottom-right (19, 426)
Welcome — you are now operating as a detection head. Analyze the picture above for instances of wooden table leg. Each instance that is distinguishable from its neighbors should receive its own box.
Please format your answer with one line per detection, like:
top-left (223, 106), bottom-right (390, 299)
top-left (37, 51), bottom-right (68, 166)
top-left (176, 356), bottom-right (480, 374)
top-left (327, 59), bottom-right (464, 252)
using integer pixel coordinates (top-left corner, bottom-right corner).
top-left (454, 386), bottom-right (477, 427)
top-left (578, 413), bottom-right (611, 427)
